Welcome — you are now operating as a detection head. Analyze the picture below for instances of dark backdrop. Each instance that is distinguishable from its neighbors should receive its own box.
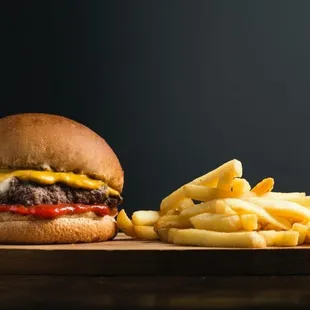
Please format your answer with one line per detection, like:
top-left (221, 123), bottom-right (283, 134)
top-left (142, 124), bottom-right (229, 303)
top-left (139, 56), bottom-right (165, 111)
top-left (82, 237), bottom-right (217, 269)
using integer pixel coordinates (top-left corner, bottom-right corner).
top-left (2, 0), bottom-right (310, 214)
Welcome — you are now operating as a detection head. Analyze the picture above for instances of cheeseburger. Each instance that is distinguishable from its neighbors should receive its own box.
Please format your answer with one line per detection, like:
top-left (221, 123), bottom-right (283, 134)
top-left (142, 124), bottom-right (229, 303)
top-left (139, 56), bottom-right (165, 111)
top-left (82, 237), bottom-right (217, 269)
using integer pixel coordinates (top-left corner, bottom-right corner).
top-left (0, 113), bottom-right (123, 244)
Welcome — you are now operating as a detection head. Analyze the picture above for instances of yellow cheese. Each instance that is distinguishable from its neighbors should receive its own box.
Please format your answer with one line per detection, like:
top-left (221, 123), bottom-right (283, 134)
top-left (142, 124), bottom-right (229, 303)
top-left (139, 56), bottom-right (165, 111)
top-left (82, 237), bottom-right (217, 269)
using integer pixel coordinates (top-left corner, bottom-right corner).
top-left (0, 170), bottom-right (120, 196)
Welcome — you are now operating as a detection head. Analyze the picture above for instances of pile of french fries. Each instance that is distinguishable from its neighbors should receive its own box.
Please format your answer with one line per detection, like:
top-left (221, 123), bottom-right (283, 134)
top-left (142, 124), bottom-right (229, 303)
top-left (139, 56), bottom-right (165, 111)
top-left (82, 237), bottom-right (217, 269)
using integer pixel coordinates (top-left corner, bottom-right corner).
top-left (117, 159), bottom-right (310, 248)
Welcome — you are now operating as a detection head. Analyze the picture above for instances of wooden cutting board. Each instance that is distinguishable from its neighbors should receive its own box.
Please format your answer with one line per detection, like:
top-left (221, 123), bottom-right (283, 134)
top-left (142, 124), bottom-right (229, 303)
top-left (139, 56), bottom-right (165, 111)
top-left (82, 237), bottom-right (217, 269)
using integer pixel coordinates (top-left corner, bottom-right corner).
top-left (0, 233), bottom-right (310, 276)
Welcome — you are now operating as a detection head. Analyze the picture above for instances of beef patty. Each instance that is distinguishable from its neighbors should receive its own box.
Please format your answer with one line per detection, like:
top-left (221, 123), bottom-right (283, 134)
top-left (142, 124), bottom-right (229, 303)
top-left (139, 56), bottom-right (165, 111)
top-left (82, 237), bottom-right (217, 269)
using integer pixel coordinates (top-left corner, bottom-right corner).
top-left (0, 177), bottom-right (122, 207)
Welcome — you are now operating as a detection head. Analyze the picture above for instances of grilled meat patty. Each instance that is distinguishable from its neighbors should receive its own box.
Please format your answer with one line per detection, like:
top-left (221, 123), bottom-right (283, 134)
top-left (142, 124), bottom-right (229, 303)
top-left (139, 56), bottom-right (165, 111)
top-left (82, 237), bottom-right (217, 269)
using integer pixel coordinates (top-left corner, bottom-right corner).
top-left (0, 177), bottom-right (122, 207)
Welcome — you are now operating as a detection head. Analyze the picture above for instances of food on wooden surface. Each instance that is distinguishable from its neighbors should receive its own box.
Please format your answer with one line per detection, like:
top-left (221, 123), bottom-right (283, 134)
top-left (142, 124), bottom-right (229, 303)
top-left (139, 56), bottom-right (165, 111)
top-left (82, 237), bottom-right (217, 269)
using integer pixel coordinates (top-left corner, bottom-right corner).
top-left (118, 159), bottom-right (310, 248)
top-left (0, 113), bottom-right (123, 244)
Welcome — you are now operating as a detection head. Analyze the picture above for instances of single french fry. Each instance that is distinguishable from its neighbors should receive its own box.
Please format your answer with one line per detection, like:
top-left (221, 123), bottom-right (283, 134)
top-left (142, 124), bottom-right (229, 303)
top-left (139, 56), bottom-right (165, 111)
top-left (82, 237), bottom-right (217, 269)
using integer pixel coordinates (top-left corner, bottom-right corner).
top-left (192, 159), bottom-right (242, 186)
top-left (190, 213), bottom-right (242, 232)
top-left (288, 197), bottom-right (310, 208)
top-left (175, 198), bottom-right (195, 211)
top-left (240, 214), bottom-right (258, 231)
top-left (264, 224), bottom-right (283, 231)
top-left (156, 228), bottom-right (169, 242)
top-left (160, 159), bottom-right (242, 213)
top-left (264, 192), bottom-right (306, 200)
top-left (251, 178), bottom-right (274, 196)
top-left (132, 210), bottom-right (160, 226)
top-left (258, 231), bottom-right (299, 247)
top-left (290, 223), bottom-right (308, 245)
top-left (182, 184), bottom-right (237, 202)
top-left (165, 209), bottom-right (180, 216)
top-left (173, 229), bottom-right (266, 248)
top-left (232, 178), bottom-right (251, 196)
top-left (154, 215), bottom-right (192, 232)
top-left (133, 226), bottom-right (159, 240)
top-left (180, 199), bottom-right (236, 219)
top-left (264, 193), bottom-right (310, 208)
top-left (163, 198), bottom-right (195, 215)
top-left (167, 228), bottom-right (179, 243)
top-left (245, 197), bottom-right (310, 221)
top-left (223, 198), bottom-right (290, 230)
top-left (117, 209), bottom-right (136, 237)
top-left (217, 171), bottom-right (234, 191)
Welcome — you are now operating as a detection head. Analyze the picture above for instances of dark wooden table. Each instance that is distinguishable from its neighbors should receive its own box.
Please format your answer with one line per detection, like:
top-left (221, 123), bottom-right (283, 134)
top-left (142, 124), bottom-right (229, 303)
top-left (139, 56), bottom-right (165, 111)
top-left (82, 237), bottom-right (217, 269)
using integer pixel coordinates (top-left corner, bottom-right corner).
top-left (1, 234), bottom-right (310, 309)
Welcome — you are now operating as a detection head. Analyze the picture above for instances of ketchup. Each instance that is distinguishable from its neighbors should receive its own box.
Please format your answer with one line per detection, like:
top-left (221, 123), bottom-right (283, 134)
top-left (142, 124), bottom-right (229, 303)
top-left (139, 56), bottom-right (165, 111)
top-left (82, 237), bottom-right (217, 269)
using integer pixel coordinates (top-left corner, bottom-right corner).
top-left (0, 204), bottom-right (113, 219)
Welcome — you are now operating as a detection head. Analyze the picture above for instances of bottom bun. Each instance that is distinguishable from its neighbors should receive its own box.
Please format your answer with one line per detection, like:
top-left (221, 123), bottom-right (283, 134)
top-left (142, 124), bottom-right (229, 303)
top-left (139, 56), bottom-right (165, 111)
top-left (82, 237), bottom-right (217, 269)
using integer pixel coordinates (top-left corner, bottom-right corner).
top-left (0, 213), bottom-right (118, 244)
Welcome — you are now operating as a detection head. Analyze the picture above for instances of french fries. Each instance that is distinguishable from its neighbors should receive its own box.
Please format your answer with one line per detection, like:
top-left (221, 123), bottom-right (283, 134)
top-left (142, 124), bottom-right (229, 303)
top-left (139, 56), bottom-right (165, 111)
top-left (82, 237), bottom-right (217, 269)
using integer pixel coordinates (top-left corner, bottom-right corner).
top-left (264, 192), bottom-right (310, 207)
top-left (117, 209), bottom-right (136, 238)
top-left (290, 223), bottom-right (308, 245)
top-left (173, 229), bottom-right (266, 248)
top-left (223, 198), bottom-right (290, 230)
top-left (251, 178), bottom-right (274, 196)
top-left (182, 184), bottom-right (237, 202)
top-left (232, 178), bottom-right (251, 196)
top-left (173, 198), bottom-right (195, 211)
top-left (258, 231), bottom-right (299, 247)
top-left (244, 197), bottom-right (310, 221)
top-left (180, 199), bottom-right (236, 219)
top-left (240, 214), bottom-right (258, 231)
top-left (156, 228), bottom-right (169, 242)
top-left (160, 159), bottom-right (242, 214)
top-left (217, 171), bottom-right (234, 192)
top-left (120, 159), bottom-right (310, 248)
top-left (117, 209), bottom-right (159, 240)
top-left (190, 213), bottom-right (242, 232)
top-left (133, 226), bottom-right (159, 240)
top-left (132, 211), bottom-right (160, 226)
top-left (154, 215), bottom-right (192, 231)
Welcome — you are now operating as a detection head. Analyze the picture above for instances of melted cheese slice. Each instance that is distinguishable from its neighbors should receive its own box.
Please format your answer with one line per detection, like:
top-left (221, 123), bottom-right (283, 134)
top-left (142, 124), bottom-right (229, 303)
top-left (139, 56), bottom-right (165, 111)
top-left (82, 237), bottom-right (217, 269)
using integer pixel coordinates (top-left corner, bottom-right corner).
top-left (0, 170), bottom-right (120, 196)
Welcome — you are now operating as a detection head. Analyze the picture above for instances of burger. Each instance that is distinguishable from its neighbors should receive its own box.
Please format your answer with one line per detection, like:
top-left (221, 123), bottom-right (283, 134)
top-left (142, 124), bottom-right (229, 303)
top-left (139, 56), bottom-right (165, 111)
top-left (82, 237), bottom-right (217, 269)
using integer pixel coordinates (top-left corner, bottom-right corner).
top-left (0, 113), bottom-right (123, 244)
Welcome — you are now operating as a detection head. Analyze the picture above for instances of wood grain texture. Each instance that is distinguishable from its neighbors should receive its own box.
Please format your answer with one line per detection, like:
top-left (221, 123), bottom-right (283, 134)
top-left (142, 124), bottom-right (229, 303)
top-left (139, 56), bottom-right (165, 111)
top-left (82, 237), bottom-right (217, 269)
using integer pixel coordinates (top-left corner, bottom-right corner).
top-left (0, 275), bottom-right (310, 309)
top-left (0, 234), bottom-right (310, 276)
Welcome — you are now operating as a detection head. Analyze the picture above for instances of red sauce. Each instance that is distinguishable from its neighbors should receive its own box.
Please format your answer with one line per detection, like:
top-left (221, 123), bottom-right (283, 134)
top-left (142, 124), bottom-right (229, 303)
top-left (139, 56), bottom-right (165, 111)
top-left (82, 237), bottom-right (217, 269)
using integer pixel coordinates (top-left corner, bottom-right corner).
top-left (0, 204), bottom-right (114, 219)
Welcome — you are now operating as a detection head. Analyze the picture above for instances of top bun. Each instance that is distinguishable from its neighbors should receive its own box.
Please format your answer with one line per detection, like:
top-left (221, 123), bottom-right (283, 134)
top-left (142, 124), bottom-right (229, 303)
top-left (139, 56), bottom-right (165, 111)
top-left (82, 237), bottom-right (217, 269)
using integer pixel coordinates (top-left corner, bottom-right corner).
top-left (0, 113), bottom-right (124, 193)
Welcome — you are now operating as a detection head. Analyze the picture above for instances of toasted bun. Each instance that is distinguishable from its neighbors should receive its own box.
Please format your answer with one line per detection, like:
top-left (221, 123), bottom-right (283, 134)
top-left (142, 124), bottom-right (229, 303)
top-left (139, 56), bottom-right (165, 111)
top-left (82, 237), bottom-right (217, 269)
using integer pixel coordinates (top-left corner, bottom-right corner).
top-left (0, 113), bottom-right (124, 192)
top-left (0, 213), bottom-right (117, 244)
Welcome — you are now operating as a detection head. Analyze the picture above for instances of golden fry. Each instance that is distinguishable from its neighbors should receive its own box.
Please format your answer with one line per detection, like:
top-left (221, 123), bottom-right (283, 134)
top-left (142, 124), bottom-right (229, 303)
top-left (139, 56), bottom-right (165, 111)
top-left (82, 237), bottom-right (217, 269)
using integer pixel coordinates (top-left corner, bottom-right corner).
top-left (154, 215), bottom-right (192, 232)
top-left (182, 184), bottom-right (236, 202)
top-left (265, 192), bottom-right (310, 208)
top-left (290, 223), bottom-right (308, 245)
top-left (175, 198), bottom-right (195, 211)
top-left (232, 178), bottom-right (251, 196)
top-left (240, 214), bottom-right (258, 231)
top-left (217, 171), bottom-right (234, 191)
top-left (258, 231), bottom-right (299, 247)
top-left (117, 209), bottom-right (136, 237)
top-left (190, 213), bottom-right (242, 232)
top-left (156, 228), bottom-right (169, 242)
top-left (168, 228), bottom-right (179, 243)
top-left (132, 210), bottom-right (160, 226)
top-left (173, 229), bottom-right (266, 248)
top-left (133, 226), bottom-right (159, 240)
top-left (264, 192), bottom-right (306, 200)
top-left (251, 178), bottom-right (274, 196)
top-left (180, 199), bottom-right (236, 219)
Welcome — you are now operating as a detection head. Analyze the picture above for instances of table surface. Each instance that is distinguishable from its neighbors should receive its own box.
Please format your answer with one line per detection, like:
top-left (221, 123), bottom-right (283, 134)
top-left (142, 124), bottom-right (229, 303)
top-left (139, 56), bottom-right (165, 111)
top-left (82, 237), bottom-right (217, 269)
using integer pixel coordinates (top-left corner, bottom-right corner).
top-left (1, 233), bottom-right (310, 309)
top-left (1, 233), bottom-right (310, 276)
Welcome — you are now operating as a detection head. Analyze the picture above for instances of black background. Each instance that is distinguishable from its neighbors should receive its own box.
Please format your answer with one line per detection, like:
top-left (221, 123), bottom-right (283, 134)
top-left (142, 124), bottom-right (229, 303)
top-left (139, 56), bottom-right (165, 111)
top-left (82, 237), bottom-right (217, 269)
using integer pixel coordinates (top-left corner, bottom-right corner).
top-left (2, 0), bottom-right (310, 214)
